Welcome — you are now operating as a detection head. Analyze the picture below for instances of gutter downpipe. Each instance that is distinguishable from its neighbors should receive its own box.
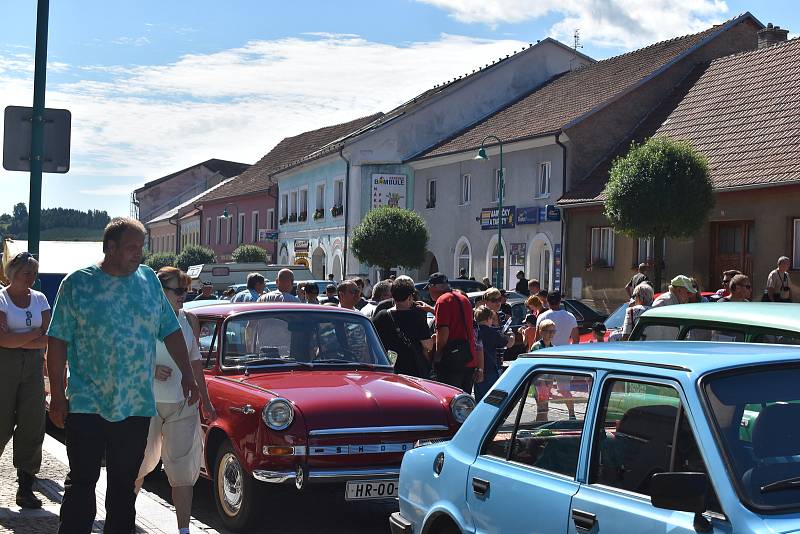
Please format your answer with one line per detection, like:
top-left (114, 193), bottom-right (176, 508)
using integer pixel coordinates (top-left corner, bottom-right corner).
top-left (339, 147), bottom-right (352, 278)
top-left (555, 132), bottom-right (568, 295)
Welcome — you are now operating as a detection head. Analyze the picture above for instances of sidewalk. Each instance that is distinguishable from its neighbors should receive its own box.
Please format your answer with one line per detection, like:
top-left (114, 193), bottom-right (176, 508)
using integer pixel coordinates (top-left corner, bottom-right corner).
top-left (0, 434), bottom-right (218, 533)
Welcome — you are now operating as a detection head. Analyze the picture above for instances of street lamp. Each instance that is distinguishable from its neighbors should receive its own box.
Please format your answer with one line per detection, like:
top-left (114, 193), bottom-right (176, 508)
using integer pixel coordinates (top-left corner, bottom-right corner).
top-left (222, 203), bottom-right (241, 245)
top-left (475, 135), bottom-right (504, 288)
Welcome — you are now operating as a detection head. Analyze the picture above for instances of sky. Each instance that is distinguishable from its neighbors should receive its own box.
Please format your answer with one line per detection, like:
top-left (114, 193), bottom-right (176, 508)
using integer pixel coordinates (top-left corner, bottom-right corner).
top-left (1, 1), bottom-right (797, 218)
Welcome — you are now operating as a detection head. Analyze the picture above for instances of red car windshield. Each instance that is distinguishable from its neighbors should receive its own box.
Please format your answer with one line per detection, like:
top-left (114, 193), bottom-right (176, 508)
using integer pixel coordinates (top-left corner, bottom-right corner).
top-left (222, 311), bottom-right (391, 369)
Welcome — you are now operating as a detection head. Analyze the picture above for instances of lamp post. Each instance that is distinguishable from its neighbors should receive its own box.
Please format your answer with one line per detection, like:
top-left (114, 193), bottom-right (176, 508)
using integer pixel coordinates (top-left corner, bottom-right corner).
top-left (222, 203), bottom-right (241, 247)
top-left (475, 135), bottom-right (504, 288)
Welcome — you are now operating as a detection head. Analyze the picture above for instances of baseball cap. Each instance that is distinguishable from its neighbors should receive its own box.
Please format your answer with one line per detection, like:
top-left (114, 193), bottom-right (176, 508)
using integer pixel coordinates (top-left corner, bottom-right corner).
top-left (424, 272), bottom-right (449, 289)
top-left (670, 275), bottom-right (697, 293)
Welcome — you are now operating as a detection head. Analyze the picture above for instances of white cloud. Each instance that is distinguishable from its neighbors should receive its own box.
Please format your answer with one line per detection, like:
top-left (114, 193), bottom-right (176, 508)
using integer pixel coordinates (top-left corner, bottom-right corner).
top-left (111, 36), bottom-right (151, 47)
top-left (0, 33), bottom-right (526, 213)
top-left (416, 0), bottom-right (729, 48)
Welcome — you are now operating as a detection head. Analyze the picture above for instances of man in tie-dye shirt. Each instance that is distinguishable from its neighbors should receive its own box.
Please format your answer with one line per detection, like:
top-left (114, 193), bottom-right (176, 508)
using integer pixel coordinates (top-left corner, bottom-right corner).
top-left (47, 217), bottom-right (199, 534)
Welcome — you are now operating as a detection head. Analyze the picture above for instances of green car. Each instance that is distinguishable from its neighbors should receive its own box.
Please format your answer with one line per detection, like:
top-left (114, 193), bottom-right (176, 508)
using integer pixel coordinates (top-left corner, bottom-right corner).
top-left (629, 302), bottom-right (800, 344)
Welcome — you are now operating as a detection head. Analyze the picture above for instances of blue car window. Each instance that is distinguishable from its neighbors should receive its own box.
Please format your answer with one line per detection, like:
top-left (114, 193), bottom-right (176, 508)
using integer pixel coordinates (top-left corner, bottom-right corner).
top-left (590, 379), bottom-right (720, 513)
top-left (482, 372), bottom-right (593, 477)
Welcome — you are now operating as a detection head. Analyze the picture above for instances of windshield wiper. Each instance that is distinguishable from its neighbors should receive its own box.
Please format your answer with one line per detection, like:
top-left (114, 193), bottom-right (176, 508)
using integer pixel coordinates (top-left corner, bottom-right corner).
top-left (312, 359), bottom-right (375, 369)
top-left (242, 357), bottom-right (310, 368)
top-left (761, 476), bottom-right (800, 493)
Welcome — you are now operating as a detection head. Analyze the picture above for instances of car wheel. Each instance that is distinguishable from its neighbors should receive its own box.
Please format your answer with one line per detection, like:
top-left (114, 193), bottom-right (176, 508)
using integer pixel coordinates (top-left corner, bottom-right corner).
top-left (213, 440), bottom-right (263, 531)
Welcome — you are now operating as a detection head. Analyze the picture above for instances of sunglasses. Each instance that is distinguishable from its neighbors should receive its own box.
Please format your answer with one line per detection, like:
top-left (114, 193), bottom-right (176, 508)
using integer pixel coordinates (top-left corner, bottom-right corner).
top-left (164, 286), bottom-right (189, 296)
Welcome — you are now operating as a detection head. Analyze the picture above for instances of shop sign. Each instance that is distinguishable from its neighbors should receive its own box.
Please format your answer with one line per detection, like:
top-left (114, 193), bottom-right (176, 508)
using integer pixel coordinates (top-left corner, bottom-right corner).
top-left (258, 229), bottom-right (279, 242)
top-left (546, 204), bottom-right (561, 221)
top-left (480, 205), bottom-right (515, 230)
top-left (515, 206), bottom-right (539, 225)
top-left (510, 243), bottom-right (527, 266)
top-left (294, 239), bottom-right (310, 253)
top-left (554, 244), bottom-right (562, 291)
top-left (371, 174), bottom-right (407, 209)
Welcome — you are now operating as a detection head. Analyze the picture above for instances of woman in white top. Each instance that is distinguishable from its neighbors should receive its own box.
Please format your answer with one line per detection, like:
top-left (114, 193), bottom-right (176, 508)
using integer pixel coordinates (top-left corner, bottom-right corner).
top-left (135, 267), bottom-right (215, 534)
top-left (0, 251), bottom-right (50, 509)
top-left (622, 282), bottom-right (655, 340)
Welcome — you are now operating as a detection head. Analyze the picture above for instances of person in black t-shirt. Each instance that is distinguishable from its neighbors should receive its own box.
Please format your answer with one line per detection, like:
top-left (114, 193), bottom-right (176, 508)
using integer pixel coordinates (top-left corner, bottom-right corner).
top-left (372, 277), bottom-right (432, 378)
top-left (192, 282), bottom-right (218, 301)
top-left (515, 270), bottom-right (529, 296)
top-left (625, 263), bottom-right (651, 298)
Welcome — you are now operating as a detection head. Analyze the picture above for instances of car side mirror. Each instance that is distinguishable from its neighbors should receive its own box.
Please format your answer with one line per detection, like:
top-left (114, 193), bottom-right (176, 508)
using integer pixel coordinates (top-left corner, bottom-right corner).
top-left (650, 472), bottom-right (712, 532)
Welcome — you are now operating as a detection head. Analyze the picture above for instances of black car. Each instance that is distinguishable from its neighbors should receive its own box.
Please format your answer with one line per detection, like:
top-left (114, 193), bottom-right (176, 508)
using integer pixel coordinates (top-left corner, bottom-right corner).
top-left (415, 279), bottom-right (487, 305)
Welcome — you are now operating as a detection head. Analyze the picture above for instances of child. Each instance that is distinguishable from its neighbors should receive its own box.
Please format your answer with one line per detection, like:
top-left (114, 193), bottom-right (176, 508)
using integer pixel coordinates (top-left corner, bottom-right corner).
top-left (530, 319), bottom-right (556, 351)
top-left (472, 305), bottom-right (514, 401)
top-left (518, 296), bottom-right (543, 349)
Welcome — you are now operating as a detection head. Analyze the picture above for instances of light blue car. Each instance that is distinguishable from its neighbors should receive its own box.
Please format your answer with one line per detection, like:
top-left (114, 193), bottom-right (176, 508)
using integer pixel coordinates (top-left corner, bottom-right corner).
top-left (390, 342), bottom-right (800, 534)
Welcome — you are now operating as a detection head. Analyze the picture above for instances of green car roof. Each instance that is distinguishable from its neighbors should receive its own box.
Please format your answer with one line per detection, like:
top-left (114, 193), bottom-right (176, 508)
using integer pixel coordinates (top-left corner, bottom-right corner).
top-left (640, 302), bottom-right (800, 332)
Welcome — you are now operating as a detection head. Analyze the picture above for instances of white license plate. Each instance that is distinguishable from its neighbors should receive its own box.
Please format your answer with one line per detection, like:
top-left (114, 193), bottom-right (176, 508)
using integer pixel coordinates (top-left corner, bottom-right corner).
top-left (345, 479), bottom-right (398, 500)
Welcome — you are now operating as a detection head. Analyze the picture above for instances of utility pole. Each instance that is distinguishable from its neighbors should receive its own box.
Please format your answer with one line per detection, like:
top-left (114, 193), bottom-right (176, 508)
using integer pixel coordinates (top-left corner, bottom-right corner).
top-left (28, 0), bottom-right (50, 270)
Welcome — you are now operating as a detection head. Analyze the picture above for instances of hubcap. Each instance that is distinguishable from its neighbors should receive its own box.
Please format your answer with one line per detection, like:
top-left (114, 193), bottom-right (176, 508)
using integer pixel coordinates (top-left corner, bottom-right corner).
top-left (217, 452), bottom-right (244, 516)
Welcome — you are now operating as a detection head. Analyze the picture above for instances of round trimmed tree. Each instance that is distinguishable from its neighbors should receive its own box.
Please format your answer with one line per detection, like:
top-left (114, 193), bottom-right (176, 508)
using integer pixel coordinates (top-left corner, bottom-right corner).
top-left (231, 245), bottom-right (267, 263)
top-left (144, 252), bottom-right (177, 272)
top-left (604, 137), bottom-right (714, 291)
top-left (176, 245), bottom-right (216, 272)
top-left (350, 207), bottom-right (429, 278)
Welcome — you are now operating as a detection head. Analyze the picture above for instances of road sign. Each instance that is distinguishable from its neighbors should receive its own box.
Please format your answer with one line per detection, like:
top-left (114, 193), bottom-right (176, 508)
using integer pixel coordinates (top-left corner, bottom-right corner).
top-left (3, 105), bottom-right (71, 173)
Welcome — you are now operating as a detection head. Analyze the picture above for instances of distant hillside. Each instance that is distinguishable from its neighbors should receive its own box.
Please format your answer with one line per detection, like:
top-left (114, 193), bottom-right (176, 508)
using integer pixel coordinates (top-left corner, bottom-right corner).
top-left (1, 203), bottom-right (109, 242)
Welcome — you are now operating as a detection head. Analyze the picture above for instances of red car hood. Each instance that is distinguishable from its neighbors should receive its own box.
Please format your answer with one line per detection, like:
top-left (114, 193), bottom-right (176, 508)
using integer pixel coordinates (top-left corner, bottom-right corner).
top-left (239, 370), bottom-right (452, 430)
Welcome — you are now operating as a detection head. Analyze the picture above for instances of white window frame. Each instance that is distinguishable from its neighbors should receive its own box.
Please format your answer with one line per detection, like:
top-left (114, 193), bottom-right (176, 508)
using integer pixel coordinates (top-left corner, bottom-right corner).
top-left (426, 179), bottom-right (437, 209)
top-left (316, 182), bottom-right (325, 211)
top-left (226, 216), bottom-right (232, 244)
top-left (538, 161), bottom-right (551, 198)
top-left (289, 190), bottom-right (298, 217)
top-left (205, 217), bottom-right (212, 245)
top-left (590, 227), bottom-right (615, 268)
top-left (267, 208), bottom-right (275, 230)
top-left (280, 194), bottom-right (288, 219)
top-left (492, 168), bottom-right (506, 203)
top-left (460, 174), bottom-right (471, 205)
top-left (793, 218), bottom-right (800, 270)
top-left (237, 212), bottom-right (245, 244)
top-left (299, 186), bottom-right (308, 220)
top-left (216, 217), bottom-right (223, 244)
top-left (334, 179), bottom-right (344, 208)
top-left (251, 211), bottom-right (259, 243)
top-left (636, 237), bottom-right (666, 266)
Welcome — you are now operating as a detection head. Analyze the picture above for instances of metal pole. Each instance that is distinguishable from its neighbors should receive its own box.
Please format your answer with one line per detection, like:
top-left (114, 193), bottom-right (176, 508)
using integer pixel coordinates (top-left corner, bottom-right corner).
top-left (496, 144), bottom-right (503, 289)
top-left (28, 0), bottom-right (49, 280)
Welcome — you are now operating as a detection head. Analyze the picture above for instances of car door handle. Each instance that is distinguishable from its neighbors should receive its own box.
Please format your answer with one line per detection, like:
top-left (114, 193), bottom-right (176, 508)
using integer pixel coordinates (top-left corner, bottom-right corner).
top-left (572, 509), bottom-right (596, 531)
top-left (472, 477), bottom-right (490, 496)
top-left (230, 404), bottom-right (255, 415)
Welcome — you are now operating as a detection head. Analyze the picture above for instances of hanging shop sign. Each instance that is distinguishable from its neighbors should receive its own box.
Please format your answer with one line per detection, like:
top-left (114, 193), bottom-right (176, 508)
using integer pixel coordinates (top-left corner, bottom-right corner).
top-left (479, 205), bottom-right (515, 230)
top-left (553, 243), bottom-right (562, 292)
top-left (371, 174), bottom-right (407, 209)
top-left (545, 205), bottom-right (562, 222)
top-left (294, 239), bottom-right (310, 253)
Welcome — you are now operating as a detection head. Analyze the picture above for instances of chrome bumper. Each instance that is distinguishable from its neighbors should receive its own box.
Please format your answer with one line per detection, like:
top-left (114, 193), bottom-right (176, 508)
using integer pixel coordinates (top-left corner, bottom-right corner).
top-left (253, 467), bottom-right (400, 485)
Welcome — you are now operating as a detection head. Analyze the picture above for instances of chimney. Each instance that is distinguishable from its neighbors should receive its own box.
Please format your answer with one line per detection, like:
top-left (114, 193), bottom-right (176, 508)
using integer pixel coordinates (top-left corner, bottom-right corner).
top-left (758, 23), bottom-right (789, 49)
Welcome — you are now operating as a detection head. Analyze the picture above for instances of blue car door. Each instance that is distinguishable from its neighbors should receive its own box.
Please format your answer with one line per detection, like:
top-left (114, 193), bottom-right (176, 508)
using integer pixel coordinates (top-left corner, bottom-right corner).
top-left (568, 376), bottom-right (731, 534)
top-left (467, 370), bottom-right (595, 534)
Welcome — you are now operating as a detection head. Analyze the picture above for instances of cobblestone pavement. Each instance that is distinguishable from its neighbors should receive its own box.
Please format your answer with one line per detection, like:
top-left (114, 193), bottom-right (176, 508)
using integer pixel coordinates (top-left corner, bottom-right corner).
top-left (0, 435), bottom-right (218, 533)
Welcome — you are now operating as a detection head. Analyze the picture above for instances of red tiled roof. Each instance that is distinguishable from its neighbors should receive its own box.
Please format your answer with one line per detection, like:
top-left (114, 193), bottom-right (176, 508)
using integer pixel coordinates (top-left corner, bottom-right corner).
top-left (415, 18), bottom-right (750, 160)
top-left (561, 36), bottom-right (800, 205)
top-left (197, 113), bottom-right (383, 204)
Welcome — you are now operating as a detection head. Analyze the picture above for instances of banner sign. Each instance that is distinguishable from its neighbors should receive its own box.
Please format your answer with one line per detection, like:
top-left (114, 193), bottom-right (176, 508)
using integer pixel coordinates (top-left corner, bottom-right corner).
top-left (480, 205), bottom-right (515, 230)
top-left (546, 204), bottom-right (562, 221)
top-left (294, 239), bottom-right (310, 253)
top-left (258, 229), bottom-right (278, 242)
top-left (553, 243), bottom-right (562, 292)
top-left (371, 174), bottom-right (407, 209)
top-left (515, 206), bottom-right (539, 225)
top-left (510, 243), bottom-right (527, 266)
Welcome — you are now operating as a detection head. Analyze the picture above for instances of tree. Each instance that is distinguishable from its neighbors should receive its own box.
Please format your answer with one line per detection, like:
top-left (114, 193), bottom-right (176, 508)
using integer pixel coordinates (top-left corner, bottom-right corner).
top-left (144, 252), bottom-right (177, 272)
top-left (10, 203), bottom-right (28, 234)
top-left (176, 245), bottom-right (216, 272)
top-left (604, 137), bottom-right (714, 291)
top-left (231, 245), bottom-right (267, 264)
top-left (350, 207), bottom-right (429, 277)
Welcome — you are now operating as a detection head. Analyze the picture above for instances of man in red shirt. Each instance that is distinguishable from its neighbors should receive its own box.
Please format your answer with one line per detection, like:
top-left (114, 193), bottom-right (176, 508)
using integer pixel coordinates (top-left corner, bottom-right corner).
top-left (428, 273), bottom-right (482, 392)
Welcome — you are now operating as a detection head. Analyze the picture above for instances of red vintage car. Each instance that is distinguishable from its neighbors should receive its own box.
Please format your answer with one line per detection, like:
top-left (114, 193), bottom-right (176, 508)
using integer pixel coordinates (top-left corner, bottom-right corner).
top-left (192, 302), bottom-right (473, 531)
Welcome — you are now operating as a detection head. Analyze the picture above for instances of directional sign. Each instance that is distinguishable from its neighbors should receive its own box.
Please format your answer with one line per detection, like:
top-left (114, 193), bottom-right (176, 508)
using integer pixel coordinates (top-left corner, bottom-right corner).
top-left (3, 105), bottom-right (71, 173)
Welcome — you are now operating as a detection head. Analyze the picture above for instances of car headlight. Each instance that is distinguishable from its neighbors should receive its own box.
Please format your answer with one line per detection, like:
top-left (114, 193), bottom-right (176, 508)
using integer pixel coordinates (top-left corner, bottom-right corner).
top-left (262, 398), bottom-right (294, 430)
top-left (450, 393), bottom-right (476, 424)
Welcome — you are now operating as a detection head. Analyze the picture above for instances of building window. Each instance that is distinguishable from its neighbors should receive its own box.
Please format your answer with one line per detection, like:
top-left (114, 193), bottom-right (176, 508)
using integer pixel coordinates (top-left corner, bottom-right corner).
top-left (793, 219), bottom-right (800, 270)
top-left (460, 174), bottom-right (471, 205)
top-left (426, 179), bottom-right (437, 209)
top-left (457, 243), bottom-right (471, 277)
top-left (316, 183), bottom-right (325, 210)
top-left (333, 179), bottom-right (344, 216)
top-left (216, 217), bottom-right (223, 244)
top-left (538, 162), bottom-right (551, 198)
top-left (280, 193), bottom-right (288, 222)
top-left (299, 188), bottom-right (308, 221)
top-left (206, 218), bottom-right (212, 245)
top-left (289, 191), bottom-right (298, 220)
top-left (237, 213), bottom-right (245, 244)
top-left (226, 217), bottom-right (232, 244)
top-left (492, 169), bottom-right (505, 202)
top-left (636, 237), bottom-right (666, 266)
top-left (267, 208), bottom-right (275, 230)
top-left (251, 211), bottom-right (259, 243)
top-left (590, 227), bottom-right (615, 268)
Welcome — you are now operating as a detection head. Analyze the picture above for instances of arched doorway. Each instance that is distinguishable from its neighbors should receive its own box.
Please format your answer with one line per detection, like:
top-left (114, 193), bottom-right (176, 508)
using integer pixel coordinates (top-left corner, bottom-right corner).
top-left (331, 254), bottom-right (343, 282)
top-left (311, 247), bottom-right (326, 279)
top-left (528, 234), bottom-right (554, 291)
top-left (422, 251), bottom-right (439, 277)
top-left (294, 257), bottom-right (309, 268)
top-left (486, 236), bottom-right (507, 289)
top-left (453, 237), bottom-right (472, 278)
